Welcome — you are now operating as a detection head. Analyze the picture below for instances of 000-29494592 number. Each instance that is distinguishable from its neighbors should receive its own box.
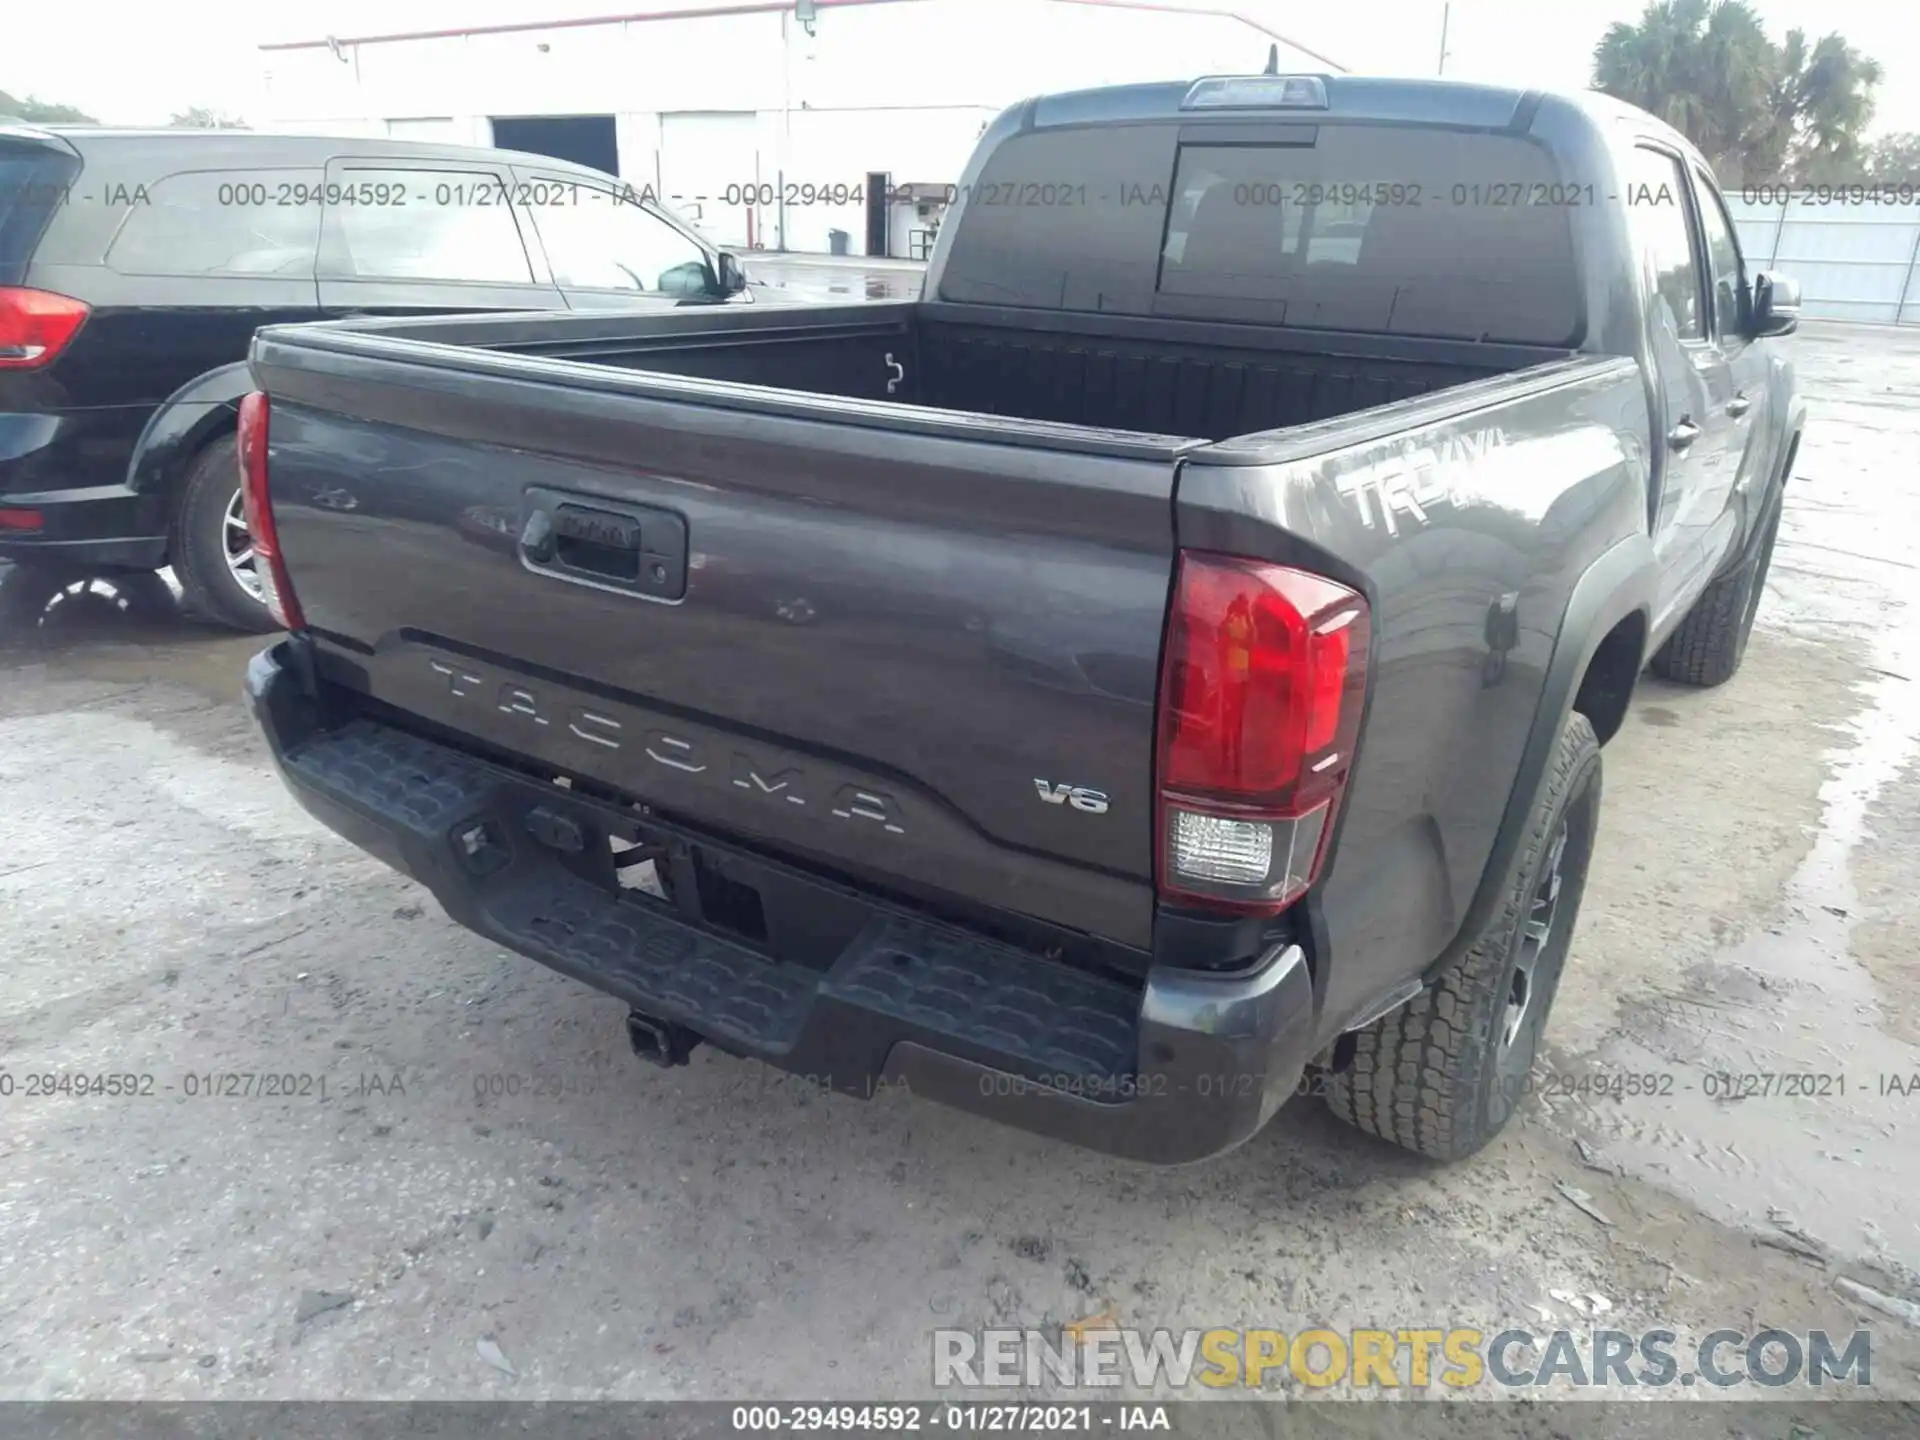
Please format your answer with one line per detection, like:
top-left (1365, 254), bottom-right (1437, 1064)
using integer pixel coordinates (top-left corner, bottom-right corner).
top-left (1741, 182), bottom-right (1920, 206)
top-left (0, 1072), bottom-right (331, 1099)
top-left (0, 1071), bottom-right (157, 1098)
top-left (730, 1404), bottom-right (1111, 1431)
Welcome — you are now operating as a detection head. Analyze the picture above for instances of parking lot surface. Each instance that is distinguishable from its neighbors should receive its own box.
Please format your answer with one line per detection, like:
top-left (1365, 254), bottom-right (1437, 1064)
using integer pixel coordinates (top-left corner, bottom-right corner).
top-left (2, 314), bottom-right (1918, 1415)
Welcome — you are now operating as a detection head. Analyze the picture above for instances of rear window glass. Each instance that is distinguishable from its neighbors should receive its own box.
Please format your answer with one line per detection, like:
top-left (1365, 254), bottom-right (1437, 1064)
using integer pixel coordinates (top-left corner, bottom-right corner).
top-left (107, 169), bottom-right (322, 277)
top-left (0, 146), bottom-right (83, 278)
top-left (939, 123), bottom-right (1581, 346)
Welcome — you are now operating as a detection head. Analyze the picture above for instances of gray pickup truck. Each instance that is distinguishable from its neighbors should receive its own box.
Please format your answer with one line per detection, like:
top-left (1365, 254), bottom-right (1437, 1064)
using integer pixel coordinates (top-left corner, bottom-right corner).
top-left (241, 74), bottom-right (1803, 1164)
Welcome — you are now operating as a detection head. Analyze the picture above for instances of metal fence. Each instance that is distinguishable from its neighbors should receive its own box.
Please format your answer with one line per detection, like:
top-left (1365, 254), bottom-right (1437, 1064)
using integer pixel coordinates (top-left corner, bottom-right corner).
top-left (1725, 196), bottom-right (1920, 325)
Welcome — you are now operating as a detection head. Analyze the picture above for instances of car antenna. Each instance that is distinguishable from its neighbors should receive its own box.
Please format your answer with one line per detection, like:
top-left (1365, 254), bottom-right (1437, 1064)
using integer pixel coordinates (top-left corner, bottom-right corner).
top-left (1263, 43), bottom-right (1280, 75)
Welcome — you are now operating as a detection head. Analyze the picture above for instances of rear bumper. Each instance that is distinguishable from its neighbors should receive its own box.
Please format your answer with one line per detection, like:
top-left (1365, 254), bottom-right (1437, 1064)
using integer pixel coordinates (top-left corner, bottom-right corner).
top-left (0, 409), bottom-right (168, 569)
top-left (247, 642), bottom-right (1319, 1164)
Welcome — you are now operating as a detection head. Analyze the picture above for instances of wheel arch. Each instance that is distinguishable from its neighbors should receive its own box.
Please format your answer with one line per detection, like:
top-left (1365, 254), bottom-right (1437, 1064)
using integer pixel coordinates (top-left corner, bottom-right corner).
top-left (126, 362), bottom-right (255, 555)
top-left (1572, 609), bottom-right (1647, 747)
top-left (1425, 536), bottom-right (1655, 983)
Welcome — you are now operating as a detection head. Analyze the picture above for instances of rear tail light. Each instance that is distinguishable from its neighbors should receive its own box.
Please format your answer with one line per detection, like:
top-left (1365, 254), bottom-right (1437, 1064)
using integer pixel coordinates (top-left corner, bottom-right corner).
top-left (237, 391), bottom-right (305, 630)
top-left (0, 287), bottom-right (90, 370)
top-left (0, 508), bottom-right (45, 531)
top-left (1155, 551), bottom-right (1370, 914)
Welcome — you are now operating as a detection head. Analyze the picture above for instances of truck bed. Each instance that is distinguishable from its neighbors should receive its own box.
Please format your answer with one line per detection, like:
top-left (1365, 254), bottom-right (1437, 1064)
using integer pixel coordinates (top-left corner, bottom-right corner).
top-left (248, 302), bottom-right (1592, 964)
top-left (310, 300), bottom-right (1550, 446)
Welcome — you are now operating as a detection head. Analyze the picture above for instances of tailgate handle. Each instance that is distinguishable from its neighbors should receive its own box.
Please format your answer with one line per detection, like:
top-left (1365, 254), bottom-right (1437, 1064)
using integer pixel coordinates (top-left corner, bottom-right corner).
top-left (520, 490), bottom-right (689, 602)
top-left (550, 505), bottom-right (643, 580)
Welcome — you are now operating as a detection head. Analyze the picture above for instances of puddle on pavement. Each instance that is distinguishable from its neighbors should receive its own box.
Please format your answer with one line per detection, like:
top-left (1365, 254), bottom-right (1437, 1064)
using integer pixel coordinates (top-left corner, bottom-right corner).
top-left (0, 564), bottom-right (259, 699)
top-left (1556, 668), bottom-right (1920, 1272)
top-left (0, 565), bottom-right (186, 649)
top-left (1549, 328), bottom-right (1920, 1273)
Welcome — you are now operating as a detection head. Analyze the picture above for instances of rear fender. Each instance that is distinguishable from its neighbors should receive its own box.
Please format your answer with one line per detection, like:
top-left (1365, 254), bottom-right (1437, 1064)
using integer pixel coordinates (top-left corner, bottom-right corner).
top-left (1426, 534), bottom-right (1654, 982)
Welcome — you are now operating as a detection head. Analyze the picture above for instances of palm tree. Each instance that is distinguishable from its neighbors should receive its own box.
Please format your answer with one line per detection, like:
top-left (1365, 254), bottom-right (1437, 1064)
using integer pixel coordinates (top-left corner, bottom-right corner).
top-left (1692, 1), bottom-right (1777, 176)
top-left (1594, 0), bottom-right (1722, 140)
top-left (1783, 32), bottom-right (1883, 181)
top-left (1864, 132), bottom-right (1920, 185)
top-left (1592, 0), bottom-right (1883, 183)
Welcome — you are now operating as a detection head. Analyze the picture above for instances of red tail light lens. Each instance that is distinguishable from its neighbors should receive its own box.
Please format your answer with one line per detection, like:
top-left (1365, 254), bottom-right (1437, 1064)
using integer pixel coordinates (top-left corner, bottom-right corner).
top-left (0, 287), bottom-right (90, 370)
top-left (237, 391), bottom-right (305, 631)
top-left (1156, 552), bottom-right (1370, 914)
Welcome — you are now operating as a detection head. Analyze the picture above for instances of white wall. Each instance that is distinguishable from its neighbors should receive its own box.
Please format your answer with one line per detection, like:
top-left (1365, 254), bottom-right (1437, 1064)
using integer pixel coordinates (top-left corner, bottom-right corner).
top-left (258, 0), bottom-right (1328, 253)
top-left (1728, 196), bottom-right (1920, 325)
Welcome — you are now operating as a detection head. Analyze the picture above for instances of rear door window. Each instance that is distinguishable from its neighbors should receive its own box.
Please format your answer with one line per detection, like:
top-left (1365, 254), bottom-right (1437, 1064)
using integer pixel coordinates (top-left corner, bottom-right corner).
top-left (106, 170), bottom-right (323, 277)
top-left (524, 180), bottom-right (715, 297)
top-left (1622, 148), bottom-right (1705, 341)
top-left (1690, 164), bottom-right (1747, 339)
top-left (940, 122), bottom-right (1582, 345)
top-left (320, 168), bottom-right (534, 284)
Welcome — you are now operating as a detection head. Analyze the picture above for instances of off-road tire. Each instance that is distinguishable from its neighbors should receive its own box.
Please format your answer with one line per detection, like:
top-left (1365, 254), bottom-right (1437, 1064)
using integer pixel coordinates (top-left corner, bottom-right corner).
top-left (169, 435), bottom-right (278, 634)
top-left (1648, 480), bottom-right (1784, 687)
top-left (1324, 710), bottom-right (1602, 1160)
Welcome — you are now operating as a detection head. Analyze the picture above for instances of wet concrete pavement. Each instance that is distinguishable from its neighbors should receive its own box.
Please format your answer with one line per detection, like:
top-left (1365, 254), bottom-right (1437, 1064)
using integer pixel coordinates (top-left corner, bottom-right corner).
top-left (1546, 323), bottom-right (1920, 1277)
top-left (2, 319), bottom-right (1920, 1412)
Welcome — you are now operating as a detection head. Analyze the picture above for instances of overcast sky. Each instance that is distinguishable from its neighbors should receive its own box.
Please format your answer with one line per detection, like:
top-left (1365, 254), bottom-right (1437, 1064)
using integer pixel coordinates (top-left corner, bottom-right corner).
top-left (8, 0), bottom-right (1918, 137)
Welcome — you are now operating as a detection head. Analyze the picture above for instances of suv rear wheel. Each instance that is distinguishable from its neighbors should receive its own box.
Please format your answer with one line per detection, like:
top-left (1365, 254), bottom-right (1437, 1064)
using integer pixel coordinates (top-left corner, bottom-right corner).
top-left (1324, 710), bottom-right (1602, 1160)
top-left (169, 435), bottom-right (278, 634)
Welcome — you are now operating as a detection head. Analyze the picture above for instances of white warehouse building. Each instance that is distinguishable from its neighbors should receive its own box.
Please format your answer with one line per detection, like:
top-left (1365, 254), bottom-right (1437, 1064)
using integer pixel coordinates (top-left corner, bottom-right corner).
top-left (255, 0), bottom-right (1344, 255)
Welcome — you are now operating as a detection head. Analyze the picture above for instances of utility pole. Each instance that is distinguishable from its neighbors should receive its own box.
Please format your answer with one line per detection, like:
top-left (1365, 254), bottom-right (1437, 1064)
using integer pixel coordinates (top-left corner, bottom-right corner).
top-left (1438, 2), bottom-right (1451, 75)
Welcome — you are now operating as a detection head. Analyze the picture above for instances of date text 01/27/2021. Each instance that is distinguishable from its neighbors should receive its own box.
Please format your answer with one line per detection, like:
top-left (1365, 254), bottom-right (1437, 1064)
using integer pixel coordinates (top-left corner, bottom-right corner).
top-left (0, 1071), bottom-right (399, 1100)
top-left (25, 174), bottom-right (1920, 215)
top-left (729, 1404), bottom-right (1170, 1433)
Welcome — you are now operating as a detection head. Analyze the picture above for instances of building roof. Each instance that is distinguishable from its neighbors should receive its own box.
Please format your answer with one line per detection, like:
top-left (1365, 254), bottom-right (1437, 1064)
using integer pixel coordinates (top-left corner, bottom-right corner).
top-left (258, 0), bottom-right (1347, 72)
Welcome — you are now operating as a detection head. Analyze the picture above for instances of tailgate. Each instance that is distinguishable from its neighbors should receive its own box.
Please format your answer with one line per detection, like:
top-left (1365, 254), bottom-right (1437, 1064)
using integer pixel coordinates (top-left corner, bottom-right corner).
top-left (251, 329), bottom-right (1184, 950)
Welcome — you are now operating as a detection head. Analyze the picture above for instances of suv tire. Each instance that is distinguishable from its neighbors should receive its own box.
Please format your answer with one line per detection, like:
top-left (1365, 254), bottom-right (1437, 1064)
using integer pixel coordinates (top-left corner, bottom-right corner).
top-left (169, 435), bottom-right (278, 634)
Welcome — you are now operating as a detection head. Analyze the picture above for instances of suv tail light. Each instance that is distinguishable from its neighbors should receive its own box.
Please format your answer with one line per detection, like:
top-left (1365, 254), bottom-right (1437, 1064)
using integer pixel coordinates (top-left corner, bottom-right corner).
top-left (237, 391), bottom-right (305, 630)
top-left (0, 287), bottom-right (90, 370)
top-left (1155, 551), bottom-right (1370, 914)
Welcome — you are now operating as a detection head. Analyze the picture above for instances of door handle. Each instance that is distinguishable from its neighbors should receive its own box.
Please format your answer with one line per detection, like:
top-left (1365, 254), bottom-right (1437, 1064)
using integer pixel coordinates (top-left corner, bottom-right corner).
top-left (1667, 418), bottom-right (1702, 451)
top-left (1726, 393), bottom-right (1752, 418)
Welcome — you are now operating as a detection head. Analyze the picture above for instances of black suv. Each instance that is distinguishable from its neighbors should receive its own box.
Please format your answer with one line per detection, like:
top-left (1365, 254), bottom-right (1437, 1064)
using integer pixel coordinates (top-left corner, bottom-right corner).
top-left (0, 125), bottom-right (752, 631)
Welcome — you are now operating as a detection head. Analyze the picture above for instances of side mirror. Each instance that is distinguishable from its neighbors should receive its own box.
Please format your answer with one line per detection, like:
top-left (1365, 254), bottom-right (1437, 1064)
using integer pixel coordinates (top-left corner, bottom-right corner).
top-left (714, 251), bottom-right (748, 296)
top-left (1750, 271), bottom-right (1800, 337)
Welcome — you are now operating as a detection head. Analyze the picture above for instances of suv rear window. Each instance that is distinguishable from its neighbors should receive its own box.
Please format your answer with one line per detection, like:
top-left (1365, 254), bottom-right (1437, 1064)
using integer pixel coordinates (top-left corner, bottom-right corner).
top-left (0, 143), bottom-right (83, 285)
top-left (106, 169), bottom-right (323, 278)
top-left (939, 122), bottom-right (1581, 346)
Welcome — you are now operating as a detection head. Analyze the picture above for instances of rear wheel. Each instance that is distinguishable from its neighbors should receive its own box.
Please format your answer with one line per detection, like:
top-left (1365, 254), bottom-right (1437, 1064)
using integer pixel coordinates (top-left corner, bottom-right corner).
top-left (1648, 480), bottom-right (1784, 687)
top-left (1324, 710), bottom-right (1602, 1160)
top-left (168, 435), bottom-right (278, 634)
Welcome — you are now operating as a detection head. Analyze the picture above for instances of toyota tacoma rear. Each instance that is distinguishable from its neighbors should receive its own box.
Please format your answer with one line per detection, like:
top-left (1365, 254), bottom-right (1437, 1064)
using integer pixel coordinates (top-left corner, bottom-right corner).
top-left (240, 74), bottom-right (1803, 1162)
